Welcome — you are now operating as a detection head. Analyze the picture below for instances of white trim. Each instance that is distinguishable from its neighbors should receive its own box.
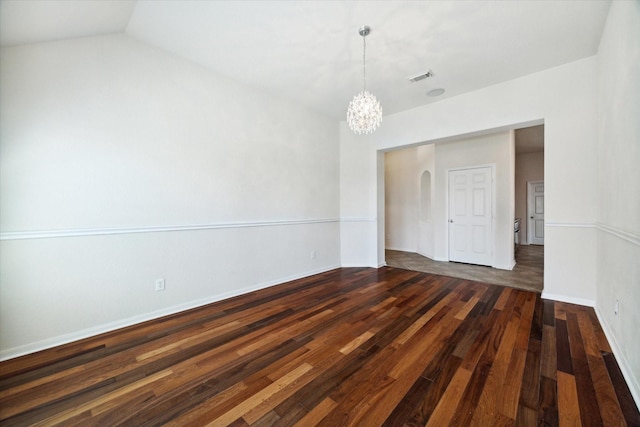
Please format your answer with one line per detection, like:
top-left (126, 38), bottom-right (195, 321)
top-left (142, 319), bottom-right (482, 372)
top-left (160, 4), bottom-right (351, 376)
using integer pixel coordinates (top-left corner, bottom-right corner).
top-left (596, 223), bottom-right (640, 246)
top-left (0, 218), bottom-right (340, 241)
top-left (416, 250), bottom-right (435, 261)
top-left (493, 259), bottom-right (516, 271)
top-left (340, 217), bottom-right (377, 223)
top-left (541, 291), bottom-right (595, 308)
top-left (386, 246), bottom-right (418, 253)
top-left (546, 222), bottom-right (595, 229)
top-left (594, 306), bottom-right (640, 409)
top-left (0, 264), bottom-right (341, 361)
top-left (545, 222), bottom-right (640, 247)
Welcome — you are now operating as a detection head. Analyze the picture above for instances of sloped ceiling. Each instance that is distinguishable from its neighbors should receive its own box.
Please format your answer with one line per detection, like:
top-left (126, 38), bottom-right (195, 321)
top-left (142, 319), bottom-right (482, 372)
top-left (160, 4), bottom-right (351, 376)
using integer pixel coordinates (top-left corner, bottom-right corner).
top-left (0, 1), bottom-right (136, 46)
top-left (0, 0), bottom-right (612, 119)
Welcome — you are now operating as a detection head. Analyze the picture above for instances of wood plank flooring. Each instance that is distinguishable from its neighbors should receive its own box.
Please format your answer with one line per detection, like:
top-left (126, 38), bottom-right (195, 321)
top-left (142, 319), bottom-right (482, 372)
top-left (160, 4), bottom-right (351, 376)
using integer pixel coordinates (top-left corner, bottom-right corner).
top-left (1, 267), bottom-right (638, 426)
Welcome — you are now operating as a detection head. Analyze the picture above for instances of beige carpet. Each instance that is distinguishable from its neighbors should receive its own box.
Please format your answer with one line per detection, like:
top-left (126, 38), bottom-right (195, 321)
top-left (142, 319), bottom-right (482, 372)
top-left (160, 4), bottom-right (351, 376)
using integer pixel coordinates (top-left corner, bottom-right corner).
top-left (385, 244), bottom-right (543, 293)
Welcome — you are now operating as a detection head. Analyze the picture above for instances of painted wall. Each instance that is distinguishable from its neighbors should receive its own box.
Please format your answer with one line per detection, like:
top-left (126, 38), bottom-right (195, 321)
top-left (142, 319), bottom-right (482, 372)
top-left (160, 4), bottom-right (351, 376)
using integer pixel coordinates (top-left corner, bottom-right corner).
top-left (384, 131), bottom-right (515, 270)
top-left (0, 34), bottom-right (340, 359)
top-left (340, 55), bottom-right (598, 303)
top-left (594, 0), bottom-right (640, 405)
top-left (384, 148), bottom-right (420, 252)
top-left (383, 145), bottom-right (436, 258)
top-left (340, 124), bottom-right (379, 267)
top-left (434, 132), bottom-right (515, 269)
top-left (416, 144), bottom-right (436, 259)
top-left (515, 151), bottom-right (544, 244)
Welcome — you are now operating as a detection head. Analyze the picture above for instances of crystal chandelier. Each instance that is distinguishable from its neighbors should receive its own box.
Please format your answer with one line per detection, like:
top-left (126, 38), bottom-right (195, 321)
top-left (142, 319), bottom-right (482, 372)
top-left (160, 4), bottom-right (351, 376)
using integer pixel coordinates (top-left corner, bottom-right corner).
top-left (347, 26), bottom-right (382, 135)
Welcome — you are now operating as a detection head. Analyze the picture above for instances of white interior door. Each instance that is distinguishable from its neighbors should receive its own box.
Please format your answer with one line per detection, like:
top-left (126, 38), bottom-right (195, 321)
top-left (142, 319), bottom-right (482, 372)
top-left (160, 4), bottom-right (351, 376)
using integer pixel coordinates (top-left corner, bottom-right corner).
top-left (527, 181), bottom-right (544, 245)
top-left (448, 167), bottom-right (493, 266)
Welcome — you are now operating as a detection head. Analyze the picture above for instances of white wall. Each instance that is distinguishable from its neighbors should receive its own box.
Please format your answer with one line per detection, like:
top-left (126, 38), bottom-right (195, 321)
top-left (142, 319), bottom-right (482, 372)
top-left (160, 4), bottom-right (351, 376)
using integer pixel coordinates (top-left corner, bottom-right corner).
top-left (340, 55), bottom-right (598, 302)
top-left (384, 148), bottom-right (420, 252)
top-left (384, 131), bottom-right (516, 270)
top-left (340, 123), bottom-right (379, 267)
top-left (383, 144), bottom-right (436, 258)
top-left (434, 131), bottom-right (515, 269)
top-left (0, 34), bottom-right (341, 359)
top-left (515, 151), bottom-right (544, 243)
top-left (594, 0), bottom-right (640, 405)
top-left (416, 144), bottom-right (435, 259)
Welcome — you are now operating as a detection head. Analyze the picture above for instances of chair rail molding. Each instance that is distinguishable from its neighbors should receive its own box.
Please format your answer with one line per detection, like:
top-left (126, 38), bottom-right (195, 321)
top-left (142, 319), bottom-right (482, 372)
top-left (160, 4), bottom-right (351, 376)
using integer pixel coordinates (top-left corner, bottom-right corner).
top-left (546, 221), bottom-right (639, 246)
top-left (0, 218), bottom-right (341, 241)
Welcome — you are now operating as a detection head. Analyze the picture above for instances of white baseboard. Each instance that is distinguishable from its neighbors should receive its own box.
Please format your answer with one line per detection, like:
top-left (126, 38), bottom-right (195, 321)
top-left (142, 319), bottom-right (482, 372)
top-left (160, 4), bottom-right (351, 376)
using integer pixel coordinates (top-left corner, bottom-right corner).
top-left (416, 251), bottom-right (435, 260)
top-left (385, 246), bottom-right (416, 253)
top-left (493, 260), bottom-right (516, 271)
top-left (594, 306), bottom-right (640, 409)
top-left (341, 263), bottom-right (378, 268)
top-left (541, 292), bottom-right (595, 308)
top-left (0, 264), bottom-right (341, 361)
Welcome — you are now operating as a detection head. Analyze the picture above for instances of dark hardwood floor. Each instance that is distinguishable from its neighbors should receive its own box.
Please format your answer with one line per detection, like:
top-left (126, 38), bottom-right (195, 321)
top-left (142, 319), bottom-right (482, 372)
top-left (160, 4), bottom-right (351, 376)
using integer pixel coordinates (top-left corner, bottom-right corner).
top-left (0, 267), bottom-right (638, 426)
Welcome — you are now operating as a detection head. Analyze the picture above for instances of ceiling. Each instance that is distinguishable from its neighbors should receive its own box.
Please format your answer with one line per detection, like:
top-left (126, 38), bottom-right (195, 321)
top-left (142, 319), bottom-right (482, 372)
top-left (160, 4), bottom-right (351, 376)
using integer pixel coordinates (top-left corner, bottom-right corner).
top-left (0, 0), bottom-right (611, 120)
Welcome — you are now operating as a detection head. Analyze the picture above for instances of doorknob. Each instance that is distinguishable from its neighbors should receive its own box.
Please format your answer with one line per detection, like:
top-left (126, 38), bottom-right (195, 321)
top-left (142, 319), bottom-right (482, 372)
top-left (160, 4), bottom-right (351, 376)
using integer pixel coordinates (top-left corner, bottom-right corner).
top-left (530, 216), bottom-right (534, 219)
top-left (449, 219), bottom-right (453, 223)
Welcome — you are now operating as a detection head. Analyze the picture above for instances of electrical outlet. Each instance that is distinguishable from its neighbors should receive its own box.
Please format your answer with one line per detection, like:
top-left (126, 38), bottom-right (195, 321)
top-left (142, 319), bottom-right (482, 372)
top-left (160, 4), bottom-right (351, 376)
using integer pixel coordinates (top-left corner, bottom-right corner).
top-left (155, 278), bottom-right (166, 292)
top-left (614, 299), bottom-right (619, 316)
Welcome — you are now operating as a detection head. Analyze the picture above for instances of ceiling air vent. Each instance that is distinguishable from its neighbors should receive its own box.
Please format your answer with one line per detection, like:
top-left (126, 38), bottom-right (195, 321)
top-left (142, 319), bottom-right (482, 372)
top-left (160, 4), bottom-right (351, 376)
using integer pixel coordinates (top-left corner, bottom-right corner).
top-left (408, 70), bottom-right (433, 82)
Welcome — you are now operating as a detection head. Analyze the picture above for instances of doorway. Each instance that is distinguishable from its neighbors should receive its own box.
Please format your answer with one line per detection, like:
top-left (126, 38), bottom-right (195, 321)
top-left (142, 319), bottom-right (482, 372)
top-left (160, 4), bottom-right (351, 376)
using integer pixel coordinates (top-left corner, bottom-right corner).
top-left (382, 123), bottom-right (545, 292)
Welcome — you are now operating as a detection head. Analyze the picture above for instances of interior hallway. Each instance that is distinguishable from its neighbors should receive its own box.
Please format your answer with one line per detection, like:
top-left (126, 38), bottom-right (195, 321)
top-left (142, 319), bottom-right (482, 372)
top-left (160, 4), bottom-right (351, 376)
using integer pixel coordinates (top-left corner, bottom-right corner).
top-left (386, 244), bottom-right (543, 293)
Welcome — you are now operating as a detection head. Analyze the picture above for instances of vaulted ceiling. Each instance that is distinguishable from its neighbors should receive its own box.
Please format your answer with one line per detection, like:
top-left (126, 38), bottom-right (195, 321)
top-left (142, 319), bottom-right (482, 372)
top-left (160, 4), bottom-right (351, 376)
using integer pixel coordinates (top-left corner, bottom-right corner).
top-left (0, 0), bottom-right (611, 120)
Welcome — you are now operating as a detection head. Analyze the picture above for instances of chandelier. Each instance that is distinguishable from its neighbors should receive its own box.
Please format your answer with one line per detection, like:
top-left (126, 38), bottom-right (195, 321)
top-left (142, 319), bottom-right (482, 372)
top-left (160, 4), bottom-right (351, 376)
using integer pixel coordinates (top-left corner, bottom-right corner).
top-left (347, 26), bottom-right (382, 135)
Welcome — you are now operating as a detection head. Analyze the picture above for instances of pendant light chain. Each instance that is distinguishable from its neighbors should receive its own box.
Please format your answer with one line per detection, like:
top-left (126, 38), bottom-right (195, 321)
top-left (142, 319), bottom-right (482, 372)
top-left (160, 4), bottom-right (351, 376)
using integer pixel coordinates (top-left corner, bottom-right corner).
top-left (362, 35), bottom-right (367, 92)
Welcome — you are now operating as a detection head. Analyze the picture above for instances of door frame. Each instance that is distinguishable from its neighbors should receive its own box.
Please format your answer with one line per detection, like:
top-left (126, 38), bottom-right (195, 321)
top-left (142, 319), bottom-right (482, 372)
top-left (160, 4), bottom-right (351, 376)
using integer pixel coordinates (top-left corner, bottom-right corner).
top-left (445, 163), bottom-right (496, 267)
